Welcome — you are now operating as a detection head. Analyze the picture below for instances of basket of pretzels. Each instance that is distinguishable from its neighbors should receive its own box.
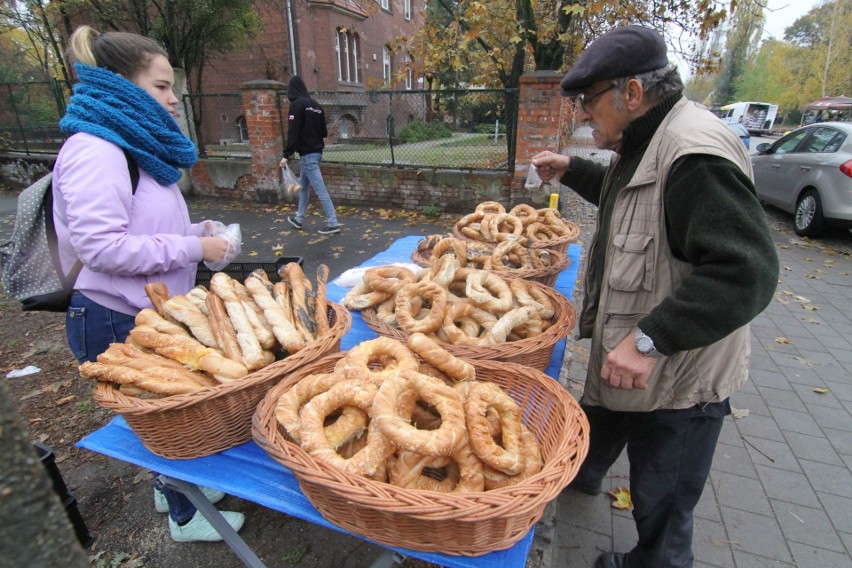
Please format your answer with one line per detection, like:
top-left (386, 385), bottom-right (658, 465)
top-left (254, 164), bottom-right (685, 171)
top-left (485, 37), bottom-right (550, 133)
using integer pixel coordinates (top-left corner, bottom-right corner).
top-left (344, 260), bottom-right (575, 371)
top-left (251, 336), bottom-right (590, 555)
top-left (452, 201), bottom-right (580, 254)
top-left (412, 234), bottom-right (571, 288)
top-left (86, 262), bottom-right (351, 459)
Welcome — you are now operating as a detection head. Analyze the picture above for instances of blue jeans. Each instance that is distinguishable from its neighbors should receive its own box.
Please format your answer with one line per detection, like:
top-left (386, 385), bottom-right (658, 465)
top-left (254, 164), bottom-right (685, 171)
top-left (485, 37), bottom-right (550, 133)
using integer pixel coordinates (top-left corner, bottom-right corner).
top-left (295, 152), bottom-right (338, 226)
top-left (576, 400), bottom-right (729, 568)
top-left (66, 292), bottom-right (198, 524)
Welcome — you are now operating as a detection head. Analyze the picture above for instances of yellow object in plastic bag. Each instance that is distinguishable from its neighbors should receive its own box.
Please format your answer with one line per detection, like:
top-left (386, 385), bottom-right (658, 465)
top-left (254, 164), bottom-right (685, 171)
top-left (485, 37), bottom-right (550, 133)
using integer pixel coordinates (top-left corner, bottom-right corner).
top-left (549, 193), bottom-right (559, 209)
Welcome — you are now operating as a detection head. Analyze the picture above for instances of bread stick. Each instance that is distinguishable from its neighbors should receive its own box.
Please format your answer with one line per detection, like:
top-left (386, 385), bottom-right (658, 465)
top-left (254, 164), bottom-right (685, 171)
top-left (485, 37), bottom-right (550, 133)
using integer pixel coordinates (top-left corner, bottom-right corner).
top-left (129, 325), bottom-right (249, 380)
top-left (161, 295), bottom-right (219, 347)
top-left (244, 274), bottom-right (306, 353)
top-left (209, 273), bottom-right (267, 371)
top-left (234, 280), bottom-right (276, 350)
top-left (135, 308), bottom-right (191, 337)
top-left (205, 293), bottom-right (244, 364)
top-left (314, 264), bottom-right (330, 337)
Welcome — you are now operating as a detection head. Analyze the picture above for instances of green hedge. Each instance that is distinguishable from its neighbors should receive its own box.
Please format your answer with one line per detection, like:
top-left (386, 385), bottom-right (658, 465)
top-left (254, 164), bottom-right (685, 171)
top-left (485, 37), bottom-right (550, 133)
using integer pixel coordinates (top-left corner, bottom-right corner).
top-left (399, 119), bottom-right (453, 143)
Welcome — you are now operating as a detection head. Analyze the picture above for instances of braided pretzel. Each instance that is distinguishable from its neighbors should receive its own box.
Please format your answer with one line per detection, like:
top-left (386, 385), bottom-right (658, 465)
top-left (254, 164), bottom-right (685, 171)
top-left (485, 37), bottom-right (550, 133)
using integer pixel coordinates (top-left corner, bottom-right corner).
top-left (441, 301), bottom-right (497, 346)
top-left (465, 270), bottom-right (513, 313)
top-left (363, 266), bottom-right (417, 294)
top-left (482, 425), bottom-right (543, 490)
top-left (275, 372), bottom-right (345, 444)
top-left (464, 381), bottom-right (524, 476)
top-left (490, 306), bottom-right (540, 343)
top-left (343, 281), bottom-right (391, 310)
top-left (373, 370), bottom-right (466, 456)
top-left (334, 336), bottom-right (419, 386)
top-left (474, 201), bottom-right (506, 215)
top-left (407, 332), bottom-right (475, 382)
top-left (395, 281), bottom-right (448, 334)
top-left (509, 203), bottom-right (539, 225)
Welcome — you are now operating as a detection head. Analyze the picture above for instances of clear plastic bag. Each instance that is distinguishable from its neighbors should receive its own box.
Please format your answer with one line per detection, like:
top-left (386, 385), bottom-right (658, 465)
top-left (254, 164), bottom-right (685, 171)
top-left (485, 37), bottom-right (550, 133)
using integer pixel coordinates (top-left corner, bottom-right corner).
top-left (525, 163), bottom-right (560, 193)
top-left (203, 222), bottom-right (242, 272)
top-left (280, 166), bottom-right (301, 196)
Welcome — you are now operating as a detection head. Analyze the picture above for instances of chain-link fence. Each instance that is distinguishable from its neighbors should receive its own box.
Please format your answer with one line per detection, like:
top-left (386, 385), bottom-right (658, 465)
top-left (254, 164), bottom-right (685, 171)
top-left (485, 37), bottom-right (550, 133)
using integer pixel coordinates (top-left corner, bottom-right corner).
top-left (0, 80), bottom-right (70, 155)
top-left (182, 93), bottom-right (253, 159)
top-left (313, 89), bottom-right (518, 171)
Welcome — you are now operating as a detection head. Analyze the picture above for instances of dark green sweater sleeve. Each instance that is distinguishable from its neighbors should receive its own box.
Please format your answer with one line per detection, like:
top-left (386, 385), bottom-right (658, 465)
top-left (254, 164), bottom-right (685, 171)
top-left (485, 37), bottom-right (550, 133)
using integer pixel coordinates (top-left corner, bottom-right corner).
top-left (639, 155), bottom-right (780, 355)
top-left (560, 157), bottom-right (609, 206)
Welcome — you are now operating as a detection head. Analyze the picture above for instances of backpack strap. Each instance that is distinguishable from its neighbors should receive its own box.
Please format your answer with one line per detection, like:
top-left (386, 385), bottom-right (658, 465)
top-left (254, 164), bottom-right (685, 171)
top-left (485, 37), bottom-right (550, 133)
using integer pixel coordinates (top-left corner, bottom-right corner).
top-left (58, 151), bottom-right (140, 291)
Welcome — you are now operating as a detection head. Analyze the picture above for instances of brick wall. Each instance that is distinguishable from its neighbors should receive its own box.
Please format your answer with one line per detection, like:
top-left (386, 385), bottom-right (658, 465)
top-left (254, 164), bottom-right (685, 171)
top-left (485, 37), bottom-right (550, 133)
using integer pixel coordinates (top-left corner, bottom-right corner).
top-left (188, 72), bottom-right (574, 210)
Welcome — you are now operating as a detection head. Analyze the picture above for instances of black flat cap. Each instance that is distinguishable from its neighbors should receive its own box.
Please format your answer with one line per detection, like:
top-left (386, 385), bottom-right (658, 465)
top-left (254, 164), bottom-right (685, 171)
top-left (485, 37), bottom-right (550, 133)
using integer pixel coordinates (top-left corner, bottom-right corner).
top-left (560, 25), bottom-right (668, 96)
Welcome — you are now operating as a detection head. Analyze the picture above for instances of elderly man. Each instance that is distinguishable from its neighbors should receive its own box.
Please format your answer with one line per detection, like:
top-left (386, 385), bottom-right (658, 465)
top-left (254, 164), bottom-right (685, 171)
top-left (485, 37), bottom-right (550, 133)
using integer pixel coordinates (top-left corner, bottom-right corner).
top-left (533, 26), bottom-right (778, 568)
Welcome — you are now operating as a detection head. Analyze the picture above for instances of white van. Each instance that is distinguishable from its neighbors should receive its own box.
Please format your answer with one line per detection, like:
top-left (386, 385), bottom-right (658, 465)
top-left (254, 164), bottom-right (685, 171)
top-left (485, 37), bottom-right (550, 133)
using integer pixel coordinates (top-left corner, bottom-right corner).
top-left (721, 101), bottom-right (779, 134)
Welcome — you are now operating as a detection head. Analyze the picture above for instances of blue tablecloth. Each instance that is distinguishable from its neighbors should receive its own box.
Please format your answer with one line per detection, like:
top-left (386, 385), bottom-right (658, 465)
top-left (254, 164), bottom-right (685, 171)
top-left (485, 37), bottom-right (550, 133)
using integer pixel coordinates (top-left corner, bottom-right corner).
top-left (77, 237), bottom-right (582, 568)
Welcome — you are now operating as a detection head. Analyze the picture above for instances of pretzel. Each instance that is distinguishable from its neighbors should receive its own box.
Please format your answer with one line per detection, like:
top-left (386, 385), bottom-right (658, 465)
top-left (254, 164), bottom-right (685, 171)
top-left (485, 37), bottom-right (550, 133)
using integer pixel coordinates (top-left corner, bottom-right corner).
top-left (509, 278), bottom-right (555, 319)
top-left (299, 379), bottom-right (393, 478)
top-left (474, 201), bottom-right (506, 215)
top-left (441, 301), bottom-right (497, 346)
top-left (464, 381), bottom-right (524, 475)
top-left (373, 370), bottom-right (466, 456)
top-left (425, 254), bottom-right (459, 289)
top-left (430, 237), bottom-right (467, 267)
top-left (464, 270), bottom-right (513, 313)
top-left (244, 274), bottom-right (306, 354)
top-left (275, 372), bottom-right (346, 444)
top-left (509, 203), bottom-right (539, 225)
top-left (483, 425), bottom-right (543, 490)
top-left (343, 281), bottom-right (391, 310)
top-left (493, 213), bottom-right (524, 241)
top-left (363, 265), bottom-right (417, 294)
top-left (376, 295), bottom-right (422, 327)
top-left (394, 281), bottom-right (448, 334)
top-left (334, 337), bottom-right (419, 386)
top-left (490, 306), bottom-right (540, 343)
top-left (491, 239), bottom-right (533, 269)
top-left (407, 332), bottom-right (475, 382)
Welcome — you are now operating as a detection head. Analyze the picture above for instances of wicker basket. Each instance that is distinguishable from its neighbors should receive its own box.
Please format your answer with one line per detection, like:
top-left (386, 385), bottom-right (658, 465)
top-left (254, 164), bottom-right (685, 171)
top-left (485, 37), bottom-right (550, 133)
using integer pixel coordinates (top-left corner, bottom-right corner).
top-left (411, 238), bottom-right (571, 288)
top-left (452, 218), bottom-right (580, 254)
top-left (362, 280), bottom-right (575, 371)
top-left (93, 302), bottom-right (351, 459)
top-left (251, 352), bottom-right (590, 556)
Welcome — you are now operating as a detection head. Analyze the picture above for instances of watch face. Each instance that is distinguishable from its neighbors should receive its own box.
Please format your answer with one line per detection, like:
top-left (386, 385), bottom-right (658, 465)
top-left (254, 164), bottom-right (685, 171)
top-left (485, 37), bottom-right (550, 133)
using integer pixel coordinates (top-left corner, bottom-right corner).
top-left (636, 335), bottom-right (654, 354)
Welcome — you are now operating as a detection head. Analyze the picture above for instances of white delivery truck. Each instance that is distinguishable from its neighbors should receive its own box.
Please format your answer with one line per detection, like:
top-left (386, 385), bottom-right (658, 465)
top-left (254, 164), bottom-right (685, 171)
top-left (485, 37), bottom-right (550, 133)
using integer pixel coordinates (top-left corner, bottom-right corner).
top-left (721, 101), bottom-right (779, 134)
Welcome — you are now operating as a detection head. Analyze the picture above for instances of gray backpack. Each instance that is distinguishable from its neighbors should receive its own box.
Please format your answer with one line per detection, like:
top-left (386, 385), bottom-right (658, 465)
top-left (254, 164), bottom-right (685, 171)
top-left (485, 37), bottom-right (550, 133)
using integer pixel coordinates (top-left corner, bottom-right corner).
top-left (0, 152), bottom-right (138, 311)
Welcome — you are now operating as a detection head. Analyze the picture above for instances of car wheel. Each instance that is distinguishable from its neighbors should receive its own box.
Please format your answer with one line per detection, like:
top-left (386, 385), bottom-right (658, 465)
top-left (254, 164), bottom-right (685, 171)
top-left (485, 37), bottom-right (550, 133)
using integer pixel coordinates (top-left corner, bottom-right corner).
top-left (795, 189), bottom-right (826, 237)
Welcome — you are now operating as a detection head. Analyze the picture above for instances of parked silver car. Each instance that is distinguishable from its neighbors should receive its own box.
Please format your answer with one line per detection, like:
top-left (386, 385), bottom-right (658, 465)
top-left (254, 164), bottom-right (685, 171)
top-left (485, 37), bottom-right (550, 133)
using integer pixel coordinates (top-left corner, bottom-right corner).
top-left (751, 122), bottom-right (852, 237)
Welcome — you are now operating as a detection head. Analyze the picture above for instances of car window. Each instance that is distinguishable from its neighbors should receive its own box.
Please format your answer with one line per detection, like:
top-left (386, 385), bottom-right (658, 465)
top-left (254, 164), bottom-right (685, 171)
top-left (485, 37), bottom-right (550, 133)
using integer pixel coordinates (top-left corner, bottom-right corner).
top-left (772, 129), bottom-right (811, 154)
top-left (802, 127), bottom-right (845, 153)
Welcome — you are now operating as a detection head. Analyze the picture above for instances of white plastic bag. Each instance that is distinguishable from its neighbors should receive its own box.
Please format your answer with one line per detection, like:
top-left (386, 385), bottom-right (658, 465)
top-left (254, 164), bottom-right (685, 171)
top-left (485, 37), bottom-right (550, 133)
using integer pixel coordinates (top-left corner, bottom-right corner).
top-left (525, 164), bottom-right (560, 193)
top-left (281, 166), bottom-right (301, 195)
top-left (203, 222), bottom-right (242, 272)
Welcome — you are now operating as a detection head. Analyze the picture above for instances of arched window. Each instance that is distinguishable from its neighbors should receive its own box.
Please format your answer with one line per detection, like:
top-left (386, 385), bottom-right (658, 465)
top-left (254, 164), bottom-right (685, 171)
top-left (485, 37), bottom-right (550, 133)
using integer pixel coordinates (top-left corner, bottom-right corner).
top-left (335, 28), bottom-right (361, 84)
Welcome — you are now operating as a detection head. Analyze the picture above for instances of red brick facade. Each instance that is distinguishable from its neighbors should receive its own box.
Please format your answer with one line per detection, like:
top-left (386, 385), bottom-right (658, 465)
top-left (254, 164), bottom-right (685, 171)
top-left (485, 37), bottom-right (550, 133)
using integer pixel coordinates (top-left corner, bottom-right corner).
top-left (202, 0), bottom-right (424, 94)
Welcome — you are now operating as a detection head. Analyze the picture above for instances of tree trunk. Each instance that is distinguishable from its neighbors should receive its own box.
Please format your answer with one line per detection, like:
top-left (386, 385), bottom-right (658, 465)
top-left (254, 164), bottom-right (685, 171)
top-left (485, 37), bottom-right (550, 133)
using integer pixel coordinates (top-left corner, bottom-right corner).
top-left (0, 381), bottom-right (90, 568)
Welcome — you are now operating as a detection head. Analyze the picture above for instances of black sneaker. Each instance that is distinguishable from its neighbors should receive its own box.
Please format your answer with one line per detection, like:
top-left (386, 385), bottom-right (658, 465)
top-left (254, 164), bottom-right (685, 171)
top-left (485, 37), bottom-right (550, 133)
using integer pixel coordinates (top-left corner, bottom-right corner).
top-left (317, 225), bottom-right (341, 235)
top-left (287, 216), bottom-right (303, 230)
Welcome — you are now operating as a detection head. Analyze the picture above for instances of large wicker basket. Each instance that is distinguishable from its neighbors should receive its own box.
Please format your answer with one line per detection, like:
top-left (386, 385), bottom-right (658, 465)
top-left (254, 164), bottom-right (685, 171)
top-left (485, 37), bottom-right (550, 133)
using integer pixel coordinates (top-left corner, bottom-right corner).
top-left (362, 280), bottom-right (575, 371)
top-left (452, 218), bottom-right (580, 254)
top-left (93, 302), bottom-right (351, 459)
top-left (411, 238), bottom-right (571, 288)
top-left (251, 352), bottom-right (590, 556)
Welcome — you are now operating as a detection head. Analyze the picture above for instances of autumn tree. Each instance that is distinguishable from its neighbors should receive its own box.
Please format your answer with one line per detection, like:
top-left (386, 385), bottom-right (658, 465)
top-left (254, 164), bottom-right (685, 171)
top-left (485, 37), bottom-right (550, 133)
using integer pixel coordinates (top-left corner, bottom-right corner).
top-left (712, 0), bottom-right (764, 106)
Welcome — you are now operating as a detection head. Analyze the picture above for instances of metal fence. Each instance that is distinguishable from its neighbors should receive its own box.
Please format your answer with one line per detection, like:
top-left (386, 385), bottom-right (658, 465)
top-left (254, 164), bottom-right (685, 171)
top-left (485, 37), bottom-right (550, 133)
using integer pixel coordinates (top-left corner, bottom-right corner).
top-left (182, 93), bottom-right (252, 159)
top-left (313, 88), bottom-right (518, 171)
top-left (0, 80), bottom-right (70, 155)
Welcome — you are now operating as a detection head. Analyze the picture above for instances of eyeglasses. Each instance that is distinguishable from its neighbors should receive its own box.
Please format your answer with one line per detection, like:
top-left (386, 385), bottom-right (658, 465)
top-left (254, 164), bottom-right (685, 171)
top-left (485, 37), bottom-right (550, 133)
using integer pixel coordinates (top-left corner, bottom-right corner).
top-left (571, 84), bottom-right (616, 112)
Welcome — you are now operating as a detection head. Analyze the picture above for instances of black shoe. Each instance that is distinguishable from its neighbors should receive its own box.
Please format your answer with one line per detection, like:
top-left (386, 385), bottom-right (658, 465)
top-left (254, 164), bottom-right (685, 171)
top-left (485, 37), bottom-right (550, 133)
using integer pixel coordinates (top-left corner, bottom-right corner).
top-left (567, 475), bottom-right (602, 496)
top-left (287, 216), bottom-right (303, 230)
top-left (595, 552), bottom-right (629, 568)
top-left (317, 225), bottom-right (340, 235)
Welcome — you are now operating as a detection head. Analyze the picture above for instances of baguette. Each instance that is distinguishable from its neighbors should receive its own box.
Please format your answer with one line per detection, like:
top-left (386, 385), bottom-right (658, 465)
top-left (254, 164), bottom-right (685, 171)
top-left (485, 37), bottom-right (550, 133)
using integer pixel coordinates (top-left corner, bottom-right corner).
top-left (144, 282), bottom-right (181, 324)
top-left (162, 295), bottom-right (218, 348)
top-left (80, 361), bottom-right (204, 396)
top-left (244, 274), bottom-right (306, 353)
top-left (234, 280), bottom-right (276, 350)
top-left (129, 325), bottom-right (249, 380)
top-left (135, 308), bottom-right (191, 337)
top-left (209, 273), bottom-right (267, 371)
top-left (98, 343), bottom-right (218, 388)
top-left (314, 264), bottom-right (331, 337)
top-left (185, 285), bottom-right (210, 316)
top-left (281, 262), bottom-right (315, 342)
top-left (205, 293), bottom-right (244, 364)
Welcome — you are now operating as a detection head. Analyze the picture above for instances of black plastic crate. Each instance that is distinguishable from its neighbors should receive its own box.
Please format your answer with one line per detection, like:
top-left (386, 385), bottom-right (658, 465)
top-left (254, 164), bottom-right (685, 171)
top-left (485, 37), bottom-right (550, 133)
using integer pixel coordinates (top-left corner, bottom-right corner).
top-left (194, 256), bottom-right (303, 288)
top-left (33, 442), bottom-right (95, 548)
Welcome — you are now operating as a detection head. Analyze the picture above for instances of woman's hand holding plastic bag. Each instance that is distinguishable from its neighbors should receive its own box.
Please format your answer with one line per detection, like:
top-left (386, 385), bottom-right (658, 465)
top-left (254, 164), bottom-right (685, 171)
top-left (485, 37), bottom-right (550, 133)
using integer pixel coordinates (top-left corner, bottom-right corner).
top-left (201, 221), bottom-right (242, 271)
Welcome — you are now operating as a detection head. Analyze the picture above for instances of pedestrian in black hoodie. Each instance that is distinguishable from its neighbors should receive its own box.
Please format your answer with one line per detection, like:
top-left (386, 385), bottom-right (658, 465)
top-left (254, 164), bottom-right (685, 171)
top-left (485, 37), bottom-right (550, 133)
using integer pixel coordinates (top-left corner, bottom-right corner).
top-left (279, 75), bottom-right (340, 234)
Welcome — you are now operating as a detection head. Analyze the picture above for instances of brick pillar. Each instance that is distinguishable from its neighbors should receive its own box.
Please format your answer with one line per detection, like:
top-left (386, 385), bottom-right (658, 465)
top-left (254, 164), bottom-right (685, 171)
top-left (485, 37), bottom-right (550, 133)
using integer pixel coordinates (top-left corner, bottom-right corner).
top-left (514, 71), bottom-right (567, 176)
top-left (241, 80), bottom-right (286, 194)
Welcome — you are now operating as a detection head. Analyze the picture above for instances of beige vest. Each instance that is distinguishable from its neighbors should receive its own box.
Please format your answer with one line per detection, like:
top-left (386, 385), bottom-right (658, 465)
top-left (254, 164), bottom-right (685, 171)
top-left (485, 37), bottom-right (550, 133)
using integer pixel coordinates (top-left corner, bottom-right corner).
top-left (584, 98), bottom-right (755, 411)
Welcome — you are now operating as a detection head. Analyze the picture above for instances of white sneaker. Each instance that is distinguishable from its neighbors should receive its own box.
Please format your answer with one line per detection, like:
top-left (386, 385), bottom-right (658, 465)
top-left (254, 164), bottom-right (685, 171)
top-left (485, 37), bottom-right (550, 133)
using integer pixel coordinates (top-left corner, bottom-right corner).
top-left (169, 510), bottom-right (245, 542)
top-left (154, 486), bottom-right (225, 513)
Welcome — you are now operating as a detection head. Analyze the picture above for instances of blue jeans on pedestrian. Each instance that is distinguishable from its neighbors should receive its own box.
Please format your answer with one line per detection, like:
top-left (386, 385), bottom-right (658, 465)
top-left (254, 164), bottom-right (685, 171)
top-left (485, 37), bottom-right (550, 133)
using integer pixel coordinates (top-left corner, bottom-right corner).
top-left (295, 152), bottom-right (338, 227)
top-left (66, 291), bottom-right (198, 524)
top-left (575, 400), bottom-right (729, 568)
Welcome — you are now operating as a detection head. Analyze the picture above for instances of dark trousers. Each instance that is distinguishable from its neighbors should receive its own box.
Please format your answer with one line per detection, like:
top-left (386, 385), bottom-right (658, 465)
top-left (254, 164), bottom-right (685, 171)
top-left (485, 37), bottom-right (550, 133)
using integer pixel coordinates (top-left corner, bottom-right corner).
top-left (576, 400), bottom-right (729, 568)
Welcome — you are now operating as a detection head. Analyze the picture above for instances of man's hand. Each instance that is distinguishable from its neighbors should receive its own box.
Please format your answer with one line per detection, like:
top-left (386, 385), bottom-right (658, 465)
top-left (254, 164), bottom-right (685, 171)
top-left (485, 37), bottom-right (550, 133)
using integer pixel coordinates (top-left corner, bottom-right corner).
top-left (600, 332), bottom-right (658, 390)
top-left (279, 157), bottom-right (288, 168)
top-left (531, 151), bottom-right (571, 183)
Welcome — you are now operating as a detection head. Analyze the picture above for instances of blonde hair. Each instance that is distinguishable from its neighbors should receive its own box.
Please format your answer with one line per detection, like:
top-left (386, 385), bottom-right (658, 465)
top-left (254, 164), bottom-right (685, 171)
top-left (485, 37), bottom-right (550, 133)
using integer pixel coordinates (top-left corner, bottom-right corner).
top-left (67, 25), bottom-right (168, 79)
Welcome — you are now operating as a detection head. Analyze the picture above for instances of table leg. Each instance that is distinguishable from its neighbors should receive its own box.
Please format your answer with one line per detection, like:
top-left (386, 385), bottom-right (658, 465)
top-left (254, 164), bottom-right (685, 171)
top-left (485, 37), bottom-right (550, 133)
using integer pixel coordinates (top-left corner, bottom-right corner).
top-left (157, 475), bottom-right (266, 568)
top-left (370, 550), bottom-right (407, 568)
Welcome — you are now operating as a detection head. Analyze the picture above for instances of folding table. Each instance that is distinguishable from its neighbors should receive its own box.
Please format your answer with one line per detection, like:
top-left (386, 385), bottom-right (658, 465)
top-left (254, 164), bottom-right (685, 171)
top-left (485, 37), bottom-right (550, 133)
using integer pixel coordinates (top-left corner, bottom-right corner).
top-left (78, 237), bottom-right (582, 568)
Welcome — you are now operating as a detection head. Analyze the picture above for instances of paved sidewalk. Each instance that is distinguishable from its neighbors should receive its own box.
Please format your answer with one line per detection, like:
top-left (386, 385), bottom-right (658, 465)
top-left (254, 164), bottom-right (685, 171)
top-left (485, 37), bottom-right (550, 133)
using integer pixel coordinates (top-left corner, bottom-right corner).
top-left (549, 210), bottom-right (852, 567)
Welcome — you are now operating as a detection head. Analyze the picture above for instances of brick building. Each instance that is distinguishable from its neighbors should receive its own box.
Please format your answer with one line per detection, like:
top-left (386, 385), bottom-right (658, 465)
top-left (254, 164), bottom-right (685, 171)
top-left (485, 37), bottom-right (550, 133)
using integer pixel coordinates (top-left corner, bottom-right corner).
top-left (202, 0), bottom-right (425, 94)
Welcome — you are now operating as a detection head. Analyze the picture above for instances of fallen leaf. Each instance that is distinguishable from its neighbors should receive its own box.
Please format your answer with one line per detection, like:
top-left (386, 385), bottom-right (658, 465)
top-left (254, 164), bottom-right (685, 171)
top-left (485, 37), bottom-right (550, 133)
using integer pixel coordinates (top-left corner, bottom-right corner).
top-left (55, 395), bottom-right (76, 406)
top-left (132, 470), bottom-right (153, 485)
top-left (802, 305), bottom-right (818, 311)
top-left (803, 317), bottom-right (819, 324)
top-left (775, 337), bottom-right (792, 345)
top-left (247, 251), bottom-right (259, 257)
top-left (608, 486), bottom-right (632, 510)
top-left (813, 387), bottom-right (829, 394)
top-left (731, 406), bottom-right (750, 419)
top-left (777, 244), bottom-right (789, 249)
top-left (783, 266), bottom-right (793, 271)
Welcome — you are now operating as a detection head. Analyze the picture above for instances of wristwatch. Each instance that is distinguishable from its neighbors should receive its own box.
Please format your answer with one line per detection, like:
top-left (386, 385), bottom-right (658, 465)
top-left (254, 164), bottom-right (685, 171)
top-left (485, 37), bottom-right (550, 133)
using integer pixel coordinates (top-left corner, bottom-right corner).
top-left (634, 327), bottom-right (661, 358)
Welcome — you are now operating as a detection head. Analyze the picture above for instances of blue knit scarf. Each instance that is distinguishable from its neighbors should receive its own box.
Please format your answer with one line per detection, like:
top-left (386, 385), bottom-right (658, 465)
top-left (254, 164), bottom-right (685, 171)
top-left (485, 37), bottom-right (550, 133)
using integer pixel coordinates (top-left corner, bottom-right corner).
top-left (60, 63), bottom-right (197, 186)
